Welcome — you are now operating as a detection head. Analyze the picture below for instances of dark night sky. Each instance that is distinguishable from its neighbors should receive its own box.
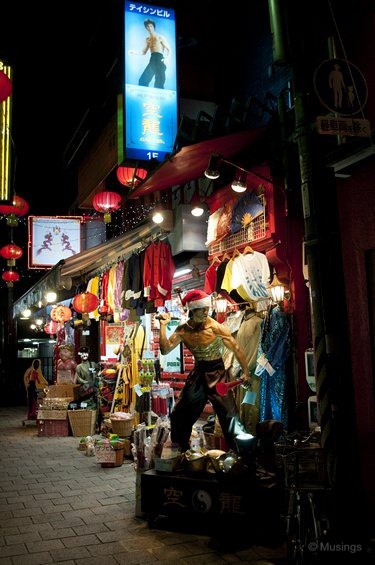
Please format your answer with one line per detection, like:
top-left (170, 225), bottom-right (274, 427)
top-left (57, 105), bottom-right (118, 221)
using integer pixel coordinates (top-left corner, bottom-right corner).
top-left (1, 1), bottom-right (119, 215)
top-left (0, 1), bottom-right (221, 216)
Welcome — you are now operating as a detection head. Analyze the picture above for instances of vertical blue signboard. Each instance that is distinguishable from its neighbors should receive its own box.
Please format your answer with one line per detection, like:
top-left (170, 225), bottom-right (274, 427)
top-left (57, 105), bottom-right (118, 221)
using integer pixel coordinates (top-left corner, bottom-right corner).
top-left (124, 1), bottom-right (177, 162)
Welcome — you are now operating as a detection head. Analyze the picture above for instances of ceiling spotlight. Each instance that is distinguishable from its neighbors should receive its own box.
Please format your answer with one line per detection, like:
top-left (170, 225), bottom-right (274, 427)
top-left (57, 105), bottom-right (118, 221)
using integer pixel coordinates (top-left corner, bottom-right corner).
top-left (231, 170), bottom-right (247, 193)
top-left (204, 153), bottom-right (221, 179)
top-left (45, 291), bottom-right (57, 303)
top-left (190, 192), bottom-right (206, 217)
top-left (152, 207), bottom-right (165, 224)
top-left (191, 204), bottom-right (205, 217)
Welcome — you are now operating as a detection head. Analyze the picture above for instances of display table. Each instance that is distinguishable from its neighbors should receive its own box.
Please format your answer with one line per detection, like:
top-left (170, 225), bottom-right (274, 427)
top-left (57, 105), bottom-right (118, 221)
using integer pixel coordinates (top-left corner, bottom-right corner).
top-left (141, 468), bottom-right (281, 535)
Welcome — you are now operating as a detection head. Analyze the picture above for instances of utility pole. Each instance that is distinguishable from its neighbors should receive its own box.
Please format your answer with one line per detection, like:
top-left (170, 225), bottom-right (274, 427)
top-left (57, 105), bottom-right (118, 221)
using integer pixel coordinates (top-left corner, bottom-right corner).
top-left (268, 0), bottom-right (358, 477)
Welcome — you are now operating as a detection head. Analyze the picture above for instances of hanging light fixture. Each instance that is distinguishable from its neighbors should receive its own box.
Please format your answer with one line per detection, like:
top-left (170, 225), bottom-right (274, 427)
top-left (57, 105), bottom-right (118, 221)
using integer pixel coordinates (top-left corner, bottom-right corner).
top-left (152, 206), bottom-right (165, 224)
top-left (0, 195), bottom-right (29, 227)
top-left (44, 320), bottom-right (58, 335)
top-left (231, 170), bottom-right (248, 193)
top-left (116, 166), bottom-right (147, 188)
top-left (267, 273), bottom-right (286, 304)
top-left (72, 292), bottom-right (99, 315)
top-left (190, 192), bottom-right (206, 217)
top-left (204, 153), bottom-right (221, 179)
top-left (2, 269), bottom-right (20, 286)
top-left (92, 191), bottom-right (122, 223)
top-left (51, 305), bottom-right (72, 323)
top-left (0, 243), bottom-right (23, 266)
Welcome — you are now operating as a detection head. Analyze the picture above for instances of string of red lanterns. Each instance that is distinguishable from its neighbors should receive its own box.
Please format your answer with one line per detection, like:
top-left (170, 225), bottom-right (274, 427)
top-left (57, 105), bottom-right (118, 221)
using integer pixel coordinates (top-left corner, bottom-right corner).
top-left (0, 195), bottom-right (29, 287)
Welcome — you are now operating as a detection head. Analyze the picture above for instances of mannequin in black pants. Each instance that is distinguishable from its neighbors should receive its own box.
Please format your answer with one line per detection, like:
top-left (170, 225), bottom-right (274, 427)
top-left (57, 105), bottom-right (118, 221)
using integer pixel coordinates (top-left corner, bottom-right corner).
top-left (158, 290), bottom-right (251, 452)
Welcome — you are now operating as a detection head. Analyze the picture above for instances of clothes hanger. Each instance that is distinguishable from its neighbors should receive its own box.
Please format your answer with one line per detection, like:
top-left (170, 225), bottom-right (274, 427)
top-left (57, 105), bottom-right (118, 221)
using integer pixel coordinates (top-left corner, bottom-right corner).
top-left (243, 245), bottom-right (254, 254)
top-left (211, 256), bottom-right (221, 265)
top-left (232, 248), bottom-right (242, 258)
top-left (221, 251), bottom-right (232, 261)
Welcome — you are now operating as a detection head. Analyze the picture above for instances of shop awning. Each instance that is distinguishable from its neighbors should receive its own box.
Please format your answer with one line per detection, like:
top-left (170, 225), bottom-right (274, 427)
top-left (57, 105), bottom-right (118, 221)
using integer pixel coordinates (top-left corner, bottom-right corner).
top-left (13, 223), bottom-right (163, 317)
top-left (131, 127), bottom-right (268, 198)
top-left (59, 222), bottom-right (162, 279)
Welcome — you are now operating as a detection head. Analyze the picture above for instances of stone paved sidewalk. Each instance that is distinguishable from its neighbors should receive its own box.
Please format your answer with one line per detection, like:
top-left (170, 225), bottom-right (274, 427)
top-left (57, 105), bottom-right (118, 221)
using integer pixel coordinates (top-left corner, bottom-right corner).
top-left (0, 406), bottom-right (287, 564)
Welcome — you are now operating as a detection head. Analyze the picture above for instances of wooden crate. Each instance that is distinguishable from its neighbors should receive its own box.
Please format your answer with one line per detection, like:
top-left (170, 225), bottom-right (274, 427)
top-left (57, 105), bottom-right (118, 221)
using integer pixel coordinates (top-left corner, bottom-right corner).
top-left (47, 384), bottom-right (80, 400)
top-left (37, 410), bottom-right (67, 420)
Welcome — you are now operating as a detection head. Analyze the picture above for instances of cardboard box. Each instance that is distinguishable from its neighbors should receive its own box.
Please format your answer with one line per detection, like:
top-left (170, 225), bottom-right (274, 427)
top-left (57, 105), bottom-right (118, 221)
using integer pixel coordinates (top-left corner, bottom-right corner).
top-left (46, 384), bottom-right (80, 400)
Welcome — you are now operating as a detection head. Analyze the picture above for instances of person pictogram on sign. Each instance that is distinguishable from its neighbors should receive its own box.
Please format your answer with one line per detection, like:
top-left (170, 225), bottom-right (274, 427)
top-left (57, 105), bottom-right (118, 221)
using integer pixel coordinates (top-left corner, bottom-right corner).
top-left (328, 63), bottom-right (346, 109)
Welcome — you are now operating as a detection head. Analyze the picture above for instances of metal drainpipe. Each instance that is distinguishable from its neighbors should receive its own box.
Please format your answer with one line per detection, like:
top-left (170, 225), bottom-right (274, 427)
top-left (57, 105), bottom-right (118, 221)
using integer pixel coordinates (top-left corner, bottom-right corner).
top-left (268, 0), bottom-right (335, 476)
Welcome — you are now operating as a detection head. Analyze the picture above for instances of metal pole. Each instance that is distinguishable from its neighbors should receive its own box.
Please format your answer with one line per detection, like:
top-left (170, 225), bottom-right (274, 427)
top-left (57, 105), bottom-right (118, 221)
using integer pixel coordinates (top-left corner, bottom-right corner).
top-left (268, 0), bottom-right (336, 476)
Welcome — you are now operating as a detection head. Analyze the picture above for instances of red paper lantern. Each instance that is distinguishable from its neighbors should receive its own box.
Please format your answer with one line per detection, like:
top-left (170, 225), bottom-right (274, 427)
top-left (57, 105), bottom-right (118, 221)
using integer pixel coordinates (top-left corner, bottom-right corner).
top-left (116, 166), bottom-right (147, 187)
top-left (51, 305), bottom-right (72, 323)
top-left (44, 320), bottom-right (58, 335)
top-left (0, 243), bottom-right (23, 266)
top-left (0, 195), bottom-right (29, 226)
top-left (2, 270), bottom-right (20, 283)
top-left (92, 191), bottom-right (122, 223)
top-left (72, 292), bottom-right (99, 313)
top-left (0, 70), bottom-right (12, 103)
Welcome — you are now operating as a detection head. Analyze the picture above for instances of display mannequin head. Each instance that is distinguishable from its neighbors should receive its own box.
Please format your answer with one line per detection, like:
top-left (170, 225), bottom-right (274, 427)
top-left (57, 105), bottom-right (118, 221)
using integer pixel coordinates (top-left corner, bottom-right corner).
top-left (78, 346), bottom-right (90, 361)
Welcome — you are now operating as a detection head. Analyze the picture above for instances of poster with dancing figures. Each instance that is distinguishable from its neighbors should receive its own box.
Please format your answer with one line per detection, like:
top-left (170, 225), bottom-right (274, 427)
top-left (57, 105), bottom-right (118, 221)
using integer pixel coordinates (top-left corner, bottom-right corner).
top-left (28, 216), bottom-right (82, 269)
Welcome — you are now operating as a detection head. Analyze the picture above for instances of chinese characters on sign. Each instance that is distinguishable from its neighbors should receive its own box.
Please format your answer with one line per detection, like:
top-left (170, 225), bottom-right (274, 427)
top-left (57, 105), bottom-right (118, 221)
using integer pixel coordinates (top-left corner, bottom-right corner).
top-left (124, 1), bottom-right (177, 162)
top-left (316, 116), bottom-right (371, 138)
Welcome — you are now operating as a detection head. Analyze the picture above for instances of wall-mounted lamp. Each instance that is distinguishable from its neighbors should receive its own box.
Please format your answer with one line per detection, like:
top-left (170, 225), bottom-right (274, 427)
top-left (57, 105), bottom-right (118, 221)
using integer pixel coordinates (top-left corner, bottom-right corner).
top-left (215, 295), bottom-right (228, 323)
top-left (215, 296), bottom-right (228, 313)
top-left (267, 273), bottom-right (286, 304)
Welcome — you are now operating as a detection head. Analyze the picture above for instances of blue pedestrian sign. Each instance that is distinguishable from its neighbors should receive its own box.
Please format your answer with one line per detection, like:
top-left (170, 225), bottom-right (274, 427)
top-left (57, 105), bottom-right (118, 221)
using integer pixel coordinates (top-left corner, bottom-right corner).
top-left (313, 58), bottom-right (368, 117)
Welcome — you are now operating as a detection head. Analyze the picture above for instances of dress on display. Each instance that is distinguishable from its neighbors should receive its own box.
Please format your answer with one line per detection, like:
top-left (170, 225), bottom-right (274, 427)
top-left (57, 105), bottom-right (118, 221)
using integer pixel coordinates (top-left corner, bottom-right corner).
top-left (255, 305), bottom-right (290, 429)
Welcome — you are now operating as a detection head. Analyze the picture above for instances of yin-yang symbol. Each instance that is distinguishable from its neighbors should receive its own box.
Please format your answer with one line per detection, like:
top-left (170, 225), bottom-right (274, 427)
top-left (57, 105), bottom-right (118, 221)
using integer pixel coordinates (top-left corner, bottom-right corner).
top-left (192, 489), bottom-right (212, 513)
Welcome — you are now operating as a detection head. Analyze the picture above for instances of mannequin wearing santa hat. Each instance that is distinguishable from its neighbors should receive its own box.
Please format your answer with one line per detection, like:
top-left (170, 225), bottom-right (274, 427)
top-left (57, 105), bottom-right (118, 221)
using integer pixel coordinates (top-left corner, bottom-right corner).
top-left (158, 289), bottom-right (251, 452)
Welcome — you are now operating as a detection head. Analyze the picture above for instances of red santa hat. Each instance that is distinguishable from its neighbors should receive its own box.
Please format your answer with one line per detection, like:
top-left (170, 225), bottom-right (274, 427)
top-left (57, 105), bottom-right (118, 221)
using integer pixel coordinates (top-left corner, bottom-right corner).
top-left (181, 289), bottom-right (211, 310)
